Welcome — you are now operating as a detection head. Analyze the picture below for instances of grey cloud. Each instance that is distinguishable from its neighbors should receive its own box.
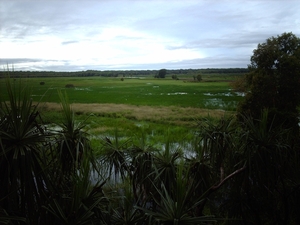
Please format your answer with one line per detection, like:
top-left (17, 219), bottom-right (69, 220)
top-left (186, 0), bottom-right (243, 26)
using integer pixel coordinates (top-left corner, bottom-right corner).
top-left (1, 0), bottom-right (300, 71)
top-left (61, 41), bottom-right (79, 45)
top-left (0, 58), bottom-right (44, 64)
top-left (0, 58), bottom-right (70, 71)
top-left (174, 30), bottom-right (286, 52)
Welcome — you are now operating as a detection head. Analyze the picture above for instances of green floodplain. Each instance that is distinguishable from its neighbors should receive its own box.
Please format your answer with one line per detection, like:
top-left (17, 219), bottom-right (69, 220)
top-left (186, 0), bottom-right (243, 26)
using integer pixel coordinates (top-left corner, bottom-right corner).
top-left (0, 69), bottom-right (245, 108)
top-left (0, 70), bottom-right (245, 149)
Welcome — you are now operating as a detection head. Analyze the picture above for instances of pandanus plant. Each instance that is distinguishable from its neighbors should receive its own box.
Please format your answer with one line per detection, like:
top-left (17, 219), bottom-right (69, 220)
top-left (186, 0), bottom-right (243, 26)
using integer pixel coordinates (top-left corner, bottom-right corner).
top-left (138, 162), bottom-right (217, 225)
top-left (54, 89), bottom-right (95, 177)
top-left (0, 77), bottom-right (108, 224)
top-left (43, 89), bottom-right (107, 225)
top-left (0, 77), bottom-right (51, 224)
top-left (221, 110), bottom-right (300, 225)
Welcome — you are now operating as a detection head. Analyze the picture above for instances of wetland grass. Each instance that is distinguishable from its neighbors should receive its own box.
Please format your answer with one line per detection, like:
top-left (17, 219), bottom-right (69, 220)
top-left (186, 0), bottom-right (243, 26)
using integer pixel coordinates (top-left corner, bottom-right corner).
top-left (0, 76), bottom-right (243, 110)
top-left (1, 75), bottom-right (241, 150)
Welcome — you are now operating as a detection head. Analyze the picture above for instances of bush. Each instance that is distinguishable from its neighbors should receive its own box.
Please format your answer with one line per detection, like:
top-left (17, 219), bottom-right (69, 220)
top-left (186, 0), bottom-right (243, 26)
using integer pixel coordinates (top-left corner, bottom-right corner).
top-left (65, 84), bottom-right (75, 88)
top-left (171, 75), bottom-right (179, 80)
top-left (196, 74), bottom-right (202, 81)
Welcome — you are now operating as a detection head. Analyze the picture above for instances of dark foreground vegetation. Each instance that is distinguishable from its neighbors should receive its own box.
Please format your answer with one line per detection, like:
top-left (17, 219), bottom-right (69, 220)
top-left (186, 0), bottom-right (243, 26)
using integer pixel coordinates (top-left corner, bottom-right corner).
top-left (1, 32), bottom-right (300, 224)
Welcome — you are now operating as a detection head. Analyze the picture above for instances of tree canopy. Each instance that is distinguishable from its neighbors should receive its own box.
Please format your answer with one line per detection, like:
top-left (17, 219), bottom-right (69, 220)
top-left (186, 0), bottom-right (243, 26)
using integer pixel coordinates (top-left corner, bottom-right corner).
top-left (238, 32), bottom-right (300, 133)
top-left (157, 69), bottom-right (167, 78)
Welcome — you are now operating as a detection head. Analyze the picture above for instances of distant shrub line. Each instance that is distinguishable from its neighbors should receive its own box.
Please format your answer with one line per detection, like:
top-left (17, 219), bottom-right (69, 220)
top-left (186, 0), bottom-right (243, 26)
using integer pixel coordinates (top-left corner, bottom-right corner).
top-left (0, 68), bottom-right (248, 78)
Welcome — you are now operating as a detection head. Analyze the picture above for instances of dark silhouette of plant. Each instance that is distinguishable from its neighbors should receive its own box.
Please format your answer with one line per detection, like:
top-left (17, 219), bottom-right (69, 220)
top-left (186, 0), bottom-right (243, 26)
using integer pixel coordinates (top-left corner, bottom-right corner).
top-left (128, 130), bottom-right (158, 205)
top-left (98, 129), bottom-right (131, 183)
top-left (152, 139), bottom-right (182, 195)
top-left (0, 76), bottom-right (107, 224)
top-left (139, 162), bottom-right (217, 225)
top-left (217, 111), bottom-right (300, 225)
top-left (105, 180), bottom-right (147, 225)
top-left (43, 153), bottom-right (107, 225)
top-left (156, 69), bottom-right (167, 78)
top-left (196, 74), bottom-right (202, 81)
top-left (0, 77), bottom-right (52, 224)
top-left (55, 90), bottom-right (94, 177)
top-left (238, 32), bottom-right (300, 137)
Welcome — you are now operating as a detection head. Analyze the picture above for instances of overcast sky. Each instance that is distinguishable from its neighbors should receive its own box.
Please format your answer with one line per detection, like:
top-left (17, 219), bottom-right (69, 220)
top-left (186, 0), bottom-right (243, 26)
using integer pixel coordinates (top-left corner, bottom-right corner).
top-left (1, 0), bottom-right (299, 71)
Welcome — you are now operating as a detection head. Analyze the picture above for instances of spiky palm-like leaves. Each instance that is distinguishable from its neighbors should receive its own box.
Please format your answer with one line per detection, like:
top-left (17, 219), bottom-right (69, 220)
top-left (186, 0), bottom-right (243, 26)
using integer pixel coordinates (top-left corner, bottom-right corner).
top-left (197, 116), bottom-right (239, 182)
top-left (106, 180), bottom-right (147, 225)
top-left (55, 90), bottom-right (94, 178)
top-left (220, 110), bottom-right (300, 225)
top-left (0, 78), bottom-right (51, 224)
top-left (193, 116), bottom-right (248, 220)
top-left (153, 139), bottom-right (182, 193)
top-left (43, 89), bottom-right (107, 225)
top-left (0, 79), bottom-right (107, 224)
top-left (44, 153), bottom-right (107, 225)
top-left (98, 130), bottom-right (131, 183)
top-left (140, 163), bottom-right (217, 225)
top-left (128, 130), bottom-right (158, 206)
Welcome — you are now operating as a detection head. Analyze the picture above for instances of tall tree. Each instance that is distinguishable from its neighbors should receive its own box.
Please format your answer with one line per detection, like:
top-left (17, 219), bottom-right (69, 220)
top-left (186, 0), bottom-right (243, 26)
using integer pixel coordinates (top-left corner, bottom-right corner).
top-left (238, 32), bottom-right (300, 134)
top-left (157, 69), bottom-right (167, 78)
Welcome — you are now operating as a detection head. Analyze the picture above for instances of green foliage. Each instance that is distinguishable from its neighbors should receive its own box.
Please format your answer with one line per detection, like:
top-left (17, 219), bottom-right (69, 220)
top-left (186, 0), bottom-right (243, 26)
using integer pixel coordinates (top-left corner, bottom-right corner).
top-left (238, 32), bottom-right (300, 135)
top-left (0, 76), bottom-right (106, 224)
top-left (156, 69), bottom-right (167, 78)
top-left (0, 68), bottom-right (248, 79)
top-left (196, 74), bottom-right (202, 81)
top-left (220, 111), bottom-right (300, 225)
top-left (0, 77), bottom-right (51, 224)
top-left (105, 180), bottom-right (146, 225)
top-left (44, 155), bottom-right (107, 225)
top-left (140, 163), bottom-right (217, 225)
top-left (171, 74), bottom-right (178, 80)
top-left (98, 129), bottom-right (131, 182)
top-left (55, 89), bottom-right (95, 176)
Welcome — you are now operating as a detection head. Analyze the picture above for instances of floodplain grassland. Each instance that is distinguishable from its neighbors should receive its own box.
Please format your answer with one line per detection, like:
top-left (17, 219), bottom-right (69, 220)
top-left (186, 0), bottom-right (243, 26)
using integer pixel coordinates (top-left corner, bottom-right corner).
top-left (0, 74), bottom-right (244, 148)
top-left (0, 75), bottom-right (243, 108)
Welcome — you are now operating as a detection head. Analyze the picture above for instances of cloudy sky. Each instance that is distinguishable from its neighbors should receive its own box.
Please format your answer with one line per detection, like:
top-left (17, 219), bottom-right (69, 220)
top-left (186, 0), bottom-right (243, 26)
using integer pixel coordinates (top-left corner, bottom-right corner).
top-left (1, 0), bottom-right (299, 71)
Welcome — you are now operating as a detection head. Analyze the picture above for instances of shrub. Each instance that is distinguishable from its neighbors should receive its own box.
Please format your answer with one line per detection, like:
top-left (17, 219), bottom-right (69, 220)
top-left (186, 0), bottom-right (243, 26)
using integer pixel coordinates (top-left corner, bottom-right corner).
top-left (196, 74), bottom-right (202, 81)
top-left (65, 84), bottom-right (75, 88)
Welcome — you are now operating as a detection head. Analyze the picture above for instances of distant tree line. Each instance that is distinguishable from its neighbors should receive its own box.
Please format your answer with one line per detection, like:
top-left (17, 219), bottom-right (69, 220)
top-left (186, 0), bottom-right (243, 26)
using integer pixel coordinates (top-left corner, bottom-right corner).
top-left (0, 68), bottom-right (248, 78)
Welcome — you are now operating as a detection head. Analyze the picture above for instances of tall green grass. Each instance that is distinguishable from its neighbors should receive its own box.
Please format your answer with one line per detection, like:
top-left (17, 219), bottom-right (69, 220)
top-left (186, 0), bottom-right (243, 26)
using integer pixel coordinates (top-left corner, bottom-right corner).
top-left (0, 76), bottom-right (243, 110)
